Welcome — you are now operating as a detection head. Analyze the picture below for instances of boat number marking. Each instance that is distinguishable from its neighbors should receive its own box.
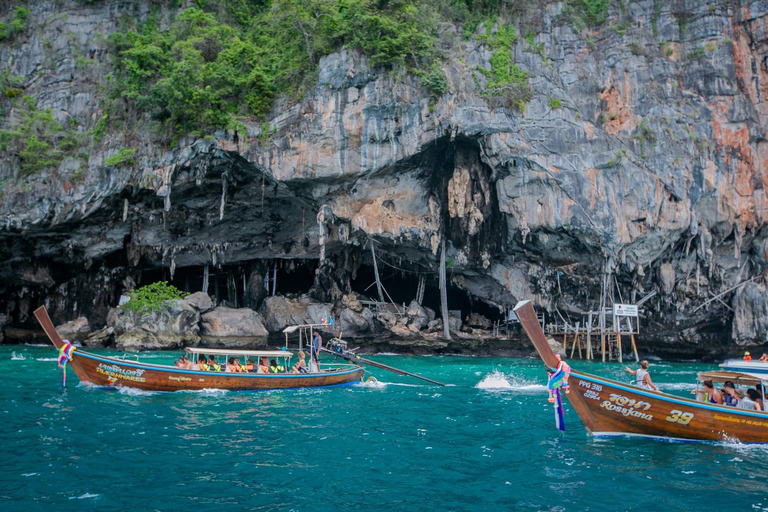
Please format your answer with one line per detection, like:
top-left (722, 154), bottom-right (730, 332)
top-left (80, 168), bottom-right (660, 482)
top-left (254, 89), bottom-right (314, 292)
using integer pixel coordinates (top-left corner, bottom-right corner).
top-left (579, 381), bottom-right (603, 401)
top-left (665, 410), bottom-right (694, 425)
top-left (583, 390), bottom-right (600, 401)
top-left (579, 380), bottom-right (602, 391)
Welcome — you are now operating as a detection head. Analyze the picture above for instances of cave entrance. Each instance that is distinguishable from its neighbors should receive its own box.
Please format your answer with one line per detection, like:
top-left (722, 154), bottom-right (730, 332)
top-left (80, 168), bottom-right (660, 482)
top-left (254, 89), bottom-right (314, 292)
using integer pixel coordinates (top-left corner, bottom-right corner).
top-left (265, 259), bottom-right (317, 296)
top-left (350, 264), bottom-right (504, 325)
top-left (138, 259), bottom-right (318, 308)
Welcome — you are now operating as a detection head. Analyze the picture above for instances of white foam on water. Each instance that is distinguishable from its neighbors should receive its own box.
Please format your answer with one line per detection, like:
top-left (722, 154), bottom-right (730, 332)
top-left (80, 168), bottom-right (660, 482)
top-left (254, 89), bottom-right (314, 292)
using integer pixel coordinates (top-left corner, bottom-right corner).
top-left (69, 493), bottom-right (100, 500)
top-left (476, 371), bottom-right (513, 390)
top-left (475, 370), bottom-right (546, 392)
top-left (116, 386), bottom-right (159, 397)
top-left (374, 352), bottom-right (398, 356)
top-left (657, 383), bottom-right (696, 391)
top-left (22, 473), bottom-right (39, 477)
top-left (11, 352), bottom-right (26, 360)
top-left (23, 343), bottom-right (50, 347)
top-left (358, 379), bottom-right (387, 389)
top-left (197, 388), bottom-right (230, 395)
top-left (36, 357), bottom-right (58, 362)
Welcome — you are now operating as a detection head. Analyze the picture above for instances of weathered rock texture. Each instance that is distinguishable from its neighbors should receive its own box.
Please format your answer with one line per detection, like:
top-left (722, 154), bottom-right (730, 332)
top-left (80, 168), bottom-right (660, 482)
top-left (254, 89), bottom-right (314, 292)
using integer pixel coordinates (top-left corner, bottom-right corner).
top-left (1, 1), bottom-right (767, 357)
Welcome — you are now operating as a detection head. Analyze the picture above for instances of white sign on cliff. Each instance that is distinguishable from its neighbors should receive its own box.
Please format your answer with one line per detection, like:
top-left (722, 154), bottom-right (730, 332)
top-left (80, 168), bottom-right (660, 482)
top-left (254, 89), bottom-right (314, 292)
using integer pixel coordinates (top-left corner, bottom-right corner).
top-left (613, 303), bottom-right (638, 317)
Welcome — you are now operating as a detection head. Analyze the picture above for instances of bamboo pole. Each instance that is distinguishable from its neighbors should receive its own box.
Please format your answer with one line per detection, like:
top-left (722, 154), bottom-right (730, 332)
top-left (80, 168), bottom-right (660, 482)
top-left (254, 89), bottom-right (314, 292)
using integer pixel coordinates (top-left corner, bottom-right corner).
top-left (370, 241), bottom-right (385, 303)
top-left (617, 332), bottom-right (623, 363)
top-left (439, 239), bottom-right (450, 340)
top-left (631, 333), bottom-right (639, 362)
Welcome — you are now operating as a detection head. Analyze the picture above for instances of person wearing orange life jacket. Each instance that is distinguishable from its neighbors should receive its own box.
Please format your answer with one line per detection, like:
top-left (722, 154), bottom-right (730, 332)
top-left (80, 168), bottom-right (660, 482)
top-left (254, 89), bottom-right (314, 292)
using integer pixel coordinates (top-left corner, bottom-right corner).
top-left (198, 354), bottom-right (210, 371)
top-left (243, 358), bottom-right (255, 372)
top-left (744, 351), bottom-right (752, 362)
top-left (760, 353), bottom-right (768, 362)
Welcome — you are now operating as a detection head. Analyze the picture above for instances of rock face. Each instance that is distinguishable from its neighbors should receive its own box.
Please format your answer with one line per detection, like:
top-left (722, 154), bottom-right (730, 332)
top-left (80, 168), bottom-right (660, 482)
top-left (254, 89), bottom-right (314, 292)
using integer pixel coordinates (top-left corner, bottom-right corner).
top-left (732, 282), bottom-right (768, 346)
top-left (0, 1), bottom-right (767, 356)
top-left (54, 317), bottom-right (91, 342)
top-left (111, 300), bottom-right (200, 351)
top-left (201, 307), bottom-right (268, 339)
top-left (185, 292), bottom-right (214, 314)
top-left (259, 296), bottom-right (332, 333)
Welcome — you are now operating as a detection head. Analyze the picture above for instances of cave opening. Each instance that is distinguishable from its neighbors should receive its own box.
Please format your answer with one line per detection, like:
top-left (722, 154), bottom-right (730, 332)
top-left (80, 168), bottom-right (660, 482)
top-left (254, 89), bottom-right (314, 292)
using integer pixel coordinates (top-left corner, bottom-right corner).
top-left (137, 259), bottom-right (318, 308)
top-left (350, 264), bottom-right (504, 325)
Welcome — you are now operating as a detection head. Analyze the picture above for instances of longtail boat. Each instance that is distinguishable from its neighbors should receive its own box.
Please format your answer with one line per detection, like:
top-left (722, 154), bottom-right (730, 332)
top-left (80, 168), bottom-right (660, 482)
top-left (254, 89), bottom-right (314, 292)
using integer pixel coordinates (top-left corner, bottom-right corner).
top-left (34, 306), bottom-right (364, 392)
top-left (514, 300), bottom-right (768, 444)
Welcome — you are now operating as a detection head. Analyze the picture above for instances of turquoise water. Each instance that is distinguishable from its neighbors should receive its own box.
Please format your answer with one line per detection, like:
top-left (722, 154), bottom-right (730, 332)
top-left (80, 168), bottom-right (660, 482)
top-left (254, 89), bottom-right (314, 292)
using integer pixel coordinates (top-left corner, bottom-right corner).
top-left (2, 345), bottom-right (767, 511)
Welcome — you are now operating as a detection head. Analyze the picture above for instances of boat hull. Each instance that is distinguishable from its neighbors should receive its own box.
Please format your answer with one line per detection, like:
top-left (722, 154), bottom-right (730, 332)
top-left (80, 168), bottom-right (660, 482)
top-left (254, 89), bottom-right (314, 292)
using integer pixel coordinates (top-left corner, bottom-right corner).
top-left (67, 351), bottom-right (364, 391)
top-left (567, 369), bottom-right (768, 443)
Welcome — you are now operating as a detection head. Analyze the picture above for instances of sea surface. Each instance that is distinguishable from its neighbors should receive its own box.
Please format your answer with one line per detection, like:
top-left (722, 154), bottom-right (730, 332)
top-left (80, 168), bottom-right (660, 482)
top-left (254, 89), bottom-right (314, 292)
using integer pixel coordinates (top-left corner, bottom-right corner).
top-left (2, 345), bottom-right (767, 511)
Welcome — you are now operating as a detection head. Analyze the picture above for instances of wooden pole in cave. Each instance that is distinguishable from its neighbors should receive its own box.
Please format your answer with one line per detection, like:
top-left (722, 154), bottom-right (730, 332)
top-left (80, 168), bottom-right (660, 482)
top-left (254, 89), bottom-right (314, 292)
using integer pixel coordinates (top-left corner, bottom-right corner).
top-left (440, 239), bottom-right (451, 340)
top-left (370, 241), bottom-right (385, 303)
top-left (272, 263), bottom-right (277, 296)
top-left (600, 262), bottom-right (606, 362)
top-left (203, 263), bottom-right (209, 295)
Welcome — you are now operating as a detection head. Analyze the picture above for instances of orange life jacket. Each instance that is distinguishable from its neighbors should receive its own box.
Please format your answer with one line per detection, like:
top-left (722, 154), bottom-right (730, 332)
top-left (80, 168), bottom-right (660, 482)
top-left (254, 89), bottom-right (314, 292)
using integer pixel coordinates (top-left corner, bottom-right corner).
top-left (745, 355), bottom-right (752, 361)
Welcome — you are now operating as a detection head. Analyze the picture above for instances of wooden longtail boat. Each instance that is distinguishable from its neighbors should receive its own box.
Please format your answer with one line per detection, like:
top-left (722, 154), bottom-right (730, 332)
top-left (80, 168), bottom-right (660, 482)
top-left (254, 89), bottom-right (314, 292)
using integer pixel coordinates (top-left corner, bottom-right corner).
top-left (514, 300), bottom-right (768, 444)
top-left (34, 306), bottom-right (364, 392)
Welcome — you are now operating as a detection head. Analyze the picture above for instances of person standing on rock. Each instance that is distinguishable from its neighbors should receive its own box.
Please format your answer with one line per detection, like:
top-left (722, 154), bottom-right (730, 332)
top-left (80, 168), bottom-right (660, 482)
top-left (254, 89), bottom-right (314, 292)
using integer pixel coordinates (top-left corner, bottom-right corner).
top-left (311, 331), bottom-right (322, 372)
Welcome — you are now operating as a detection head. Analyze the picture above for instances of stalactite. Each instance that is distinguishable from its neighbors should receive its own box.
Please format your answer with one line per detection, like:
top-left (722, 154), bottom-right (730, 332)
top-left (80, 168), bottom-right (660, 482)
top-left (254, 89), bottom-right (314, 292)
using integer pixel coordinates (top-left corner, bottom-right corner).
top-left (219, 172), bottom-right (228, 221)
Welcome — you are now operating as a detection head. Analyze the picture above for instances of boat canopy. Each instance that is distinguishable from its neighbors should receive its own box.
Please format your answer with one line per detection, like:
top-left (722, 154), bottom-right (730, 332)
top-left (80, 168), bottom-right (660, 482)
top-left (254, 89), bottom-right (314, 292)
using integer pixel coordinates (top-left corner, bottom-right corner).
top-left (697, 370), bottom-right (767, 386)
top-left (185, 347), bottom-right (293, 358)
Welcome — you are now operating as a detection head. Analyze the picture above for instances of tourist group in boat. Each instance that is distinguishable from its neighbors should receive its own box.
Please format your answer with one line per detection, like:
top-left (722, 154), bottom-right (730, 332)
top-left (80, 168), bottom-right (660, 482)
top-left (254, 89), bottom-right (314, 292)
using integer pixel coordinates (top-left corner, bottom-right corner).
top-left (175, 351), bottom-right (310, 374)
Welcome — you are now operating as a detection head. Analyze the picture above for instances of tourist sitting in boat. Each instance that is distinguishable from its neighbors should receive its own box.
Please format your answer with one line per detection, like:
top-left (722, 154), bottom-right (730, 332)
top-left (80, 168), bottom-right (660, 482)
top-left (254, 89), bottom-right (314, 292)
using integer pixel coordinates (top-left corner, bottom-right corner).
top-left (753, 387), bottom-right (765, 410)
top-left (208, 355), bottom-right (222, 372)
top-left (269, 359), bottom-right (285, 373)
top-left (259, 357), bottom-right (270, 373)
top-left (175, 357), bottom-right (185, 368)
top-left (624, 360), bottom-right (657, 391)
top-left (198, 355), bottom-right (210, 371)
top-left (744, 351), bottom-right (752, 361)
top-left (243, 358), bottom-right (255, 372)
top-left (723, 381), bottom-right (739, 406)
top-left (760, 353), bottom-right (768, 362)
top-left (227, 358), bottom-right (242, 373)
top-left (292, 351), bottom-right (308, 374)
top-left (691, 379), bottom-right (723, 404)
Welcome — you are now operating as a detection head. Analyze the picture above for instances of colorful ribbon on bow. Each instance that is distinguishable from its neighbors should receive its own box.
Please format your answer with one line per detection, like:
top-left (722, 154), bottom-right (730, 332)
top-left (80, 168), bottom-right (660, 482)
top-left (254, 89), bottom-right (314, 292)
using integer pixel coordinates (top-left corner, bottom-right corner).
top-left (57, 340), bottom-right (76, 387)
top-left (546, 356), bottom-right (570, 432)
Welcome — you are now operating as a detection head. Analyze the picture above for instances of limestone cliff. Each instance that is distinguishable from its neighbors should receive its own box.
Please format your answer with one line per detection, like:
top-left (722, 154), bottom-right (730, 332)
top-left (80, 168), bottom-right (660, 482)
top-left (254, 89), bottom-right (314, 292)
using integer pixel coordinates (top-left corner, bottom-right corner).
top-left (0, 1), bottom-right (766, 357)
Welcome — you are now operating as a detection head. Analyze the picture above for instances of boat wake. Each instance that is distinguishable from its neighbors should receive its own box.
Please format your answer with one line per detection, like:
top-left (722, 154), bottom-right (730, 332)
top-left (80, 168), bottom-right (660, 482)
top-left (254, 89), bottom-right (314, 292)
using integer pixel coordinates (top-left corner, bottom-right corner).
top-left (358, 379), bottom-right (387, 389)
top-left (36, 357), bottom-right (58, 362)
top-left (116, 386), bottom-right (159, 396)
top-left (11, 351), bottom-right (26, 360)
top-left (475, 370), bottom-right (546, 392)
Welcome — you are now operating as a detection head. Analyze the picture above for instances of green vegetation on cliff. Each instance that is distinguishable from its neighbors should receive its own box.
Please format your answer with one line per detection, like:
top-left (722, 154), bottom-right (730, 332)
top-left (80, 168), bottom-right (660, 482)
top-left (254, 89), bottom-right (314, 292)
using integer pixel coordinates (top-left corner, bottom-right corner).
top-left (0, 0), bottom-right (612, 170)
top-left (107, 1), bottom-right (447, 139)
top-left (120, 281), bottom-right (188, 315)
top-left (0, 94), bottom-right (82, 175)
